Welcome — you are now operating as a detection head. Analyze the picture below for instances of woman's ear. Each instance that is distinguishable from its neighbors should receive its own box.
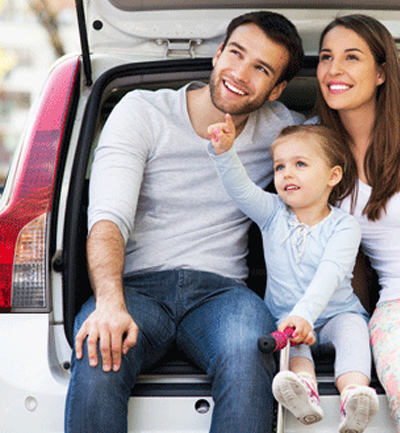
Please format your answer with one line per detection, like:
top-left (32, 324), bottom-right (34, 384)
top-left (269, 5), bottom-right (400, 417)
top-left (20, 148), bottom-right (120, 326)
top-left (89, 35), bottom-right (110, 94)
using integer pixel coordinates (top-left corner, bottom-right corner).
top-left (376, 63), bottom-right (386, 86)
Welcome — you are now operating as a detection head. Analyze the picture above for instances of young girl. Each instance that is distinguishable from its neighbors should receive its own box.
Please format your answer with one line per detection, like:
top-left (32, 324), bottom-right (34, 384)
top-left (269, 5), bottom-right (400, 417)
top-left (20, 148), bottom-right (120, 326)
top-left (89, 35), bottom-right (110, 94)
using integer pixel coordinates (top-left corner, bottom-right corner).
top-left (208, 119), bottom-right (378, 433)
top-left (315, 13), bottom-right (400, 432)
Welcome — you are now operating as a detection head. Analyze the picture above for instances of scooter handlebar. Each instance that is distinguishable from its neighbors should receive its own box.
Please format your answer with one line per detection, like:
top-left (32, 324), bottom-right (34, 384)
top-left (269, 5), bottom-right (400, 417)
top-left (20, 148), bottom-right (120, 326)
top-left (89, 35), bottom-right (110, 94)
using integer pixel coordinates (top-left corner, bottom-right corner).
top-left (258, 328), bottom-right (295, 354)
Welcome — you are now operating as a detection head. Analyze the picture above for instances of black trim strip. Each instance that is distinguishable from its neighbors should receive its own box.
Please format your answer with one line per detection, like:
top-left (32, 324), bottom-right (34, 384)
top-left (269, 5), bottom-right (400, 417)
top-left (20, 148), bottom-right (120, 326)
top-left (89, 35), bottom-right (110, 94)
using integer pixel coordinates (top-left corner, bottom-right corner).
top-left (75, 0), bottom-right (92, 86)
top-left (131, 383), bottom-right (212, 397)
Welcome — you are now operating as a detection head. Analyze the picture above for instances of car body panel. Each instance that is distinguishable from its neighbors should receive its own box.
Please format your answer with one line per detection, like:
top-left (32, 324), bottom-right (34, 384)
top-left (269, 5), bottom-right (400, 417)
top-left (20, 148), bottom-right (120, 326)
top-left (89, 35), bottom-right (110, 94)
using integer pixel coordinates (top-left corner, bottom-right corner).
top-left (0, 315), bottom-right (68, 431)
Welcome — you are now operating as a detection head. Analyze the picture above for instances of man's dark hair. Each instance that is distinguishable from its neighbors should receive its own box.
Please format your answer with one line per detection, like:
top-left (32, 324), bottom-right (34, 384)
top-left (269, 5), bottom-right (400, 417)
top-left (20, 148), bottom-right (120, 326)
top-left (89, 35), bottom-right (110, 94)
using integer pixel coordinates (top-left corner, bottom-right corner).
top-left (222, 11), bottom-right (304, 84)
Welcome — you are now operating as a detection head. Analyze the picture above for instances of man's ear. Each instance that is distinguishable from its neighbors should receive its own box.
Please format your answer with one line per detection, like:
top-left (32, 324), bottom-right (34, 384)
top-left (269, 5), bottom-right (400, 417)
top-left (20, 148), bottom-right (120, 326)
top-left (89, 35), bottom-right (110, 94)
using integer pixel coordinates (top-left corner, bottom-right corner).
top-left (268, 80), bottom-right (287, 101)
top-left (212, 43), bottom-right (224, 67)
top-left (329, 165), bottom-right (343, 187)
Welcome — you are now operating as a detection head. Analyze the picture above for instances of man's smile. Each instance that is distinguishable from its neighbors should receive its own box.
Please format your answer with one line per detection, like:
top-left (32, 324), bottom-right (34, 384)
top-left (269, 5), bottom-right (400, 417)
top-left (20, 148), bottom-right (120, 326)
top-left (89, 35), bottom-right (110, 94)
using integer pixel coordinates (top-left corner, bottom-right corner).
top-left (223, 79), bottom-right (247, 96)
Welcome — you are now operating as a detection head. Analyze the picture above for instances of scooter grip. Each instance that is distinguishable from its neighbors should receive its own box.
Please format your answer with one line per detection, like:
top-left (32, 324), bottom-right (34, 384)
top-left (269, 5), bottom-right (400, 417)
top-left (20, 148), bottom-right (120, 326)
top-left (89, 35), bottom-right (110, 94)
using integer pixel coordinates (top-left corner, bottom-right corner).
top-left (258, 334), bottom-right (277, 354)
top-left (258, 328), bottom-right (295, 353)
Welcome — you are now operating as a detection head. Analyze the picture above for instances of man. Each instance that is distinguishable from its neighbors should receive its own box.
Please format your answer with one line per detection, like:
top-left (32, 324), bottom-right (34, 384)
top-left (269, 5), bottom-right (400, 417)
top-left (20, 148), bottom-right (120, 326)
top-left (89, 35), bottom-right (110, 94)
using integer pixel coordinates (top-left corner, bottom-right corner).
top-left (65, 11), bottom-right (304, 433)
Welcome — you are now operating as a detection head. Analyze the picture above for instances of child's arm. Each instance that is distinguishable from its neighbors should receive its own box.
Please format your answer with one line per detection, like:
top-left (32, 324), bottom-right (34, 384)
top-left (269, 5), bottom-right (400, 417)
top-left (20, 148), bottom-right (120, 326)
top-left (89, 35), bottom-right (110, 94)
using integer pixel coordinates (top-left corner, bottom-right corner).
top-left (208, 114), bottom-right (278, 227)
top-left (207, 136), bottom-right (277, 227)
top-left (288, 216), bottom-right (362, 330)
top-left (208, 113), bottom-right (236, 155)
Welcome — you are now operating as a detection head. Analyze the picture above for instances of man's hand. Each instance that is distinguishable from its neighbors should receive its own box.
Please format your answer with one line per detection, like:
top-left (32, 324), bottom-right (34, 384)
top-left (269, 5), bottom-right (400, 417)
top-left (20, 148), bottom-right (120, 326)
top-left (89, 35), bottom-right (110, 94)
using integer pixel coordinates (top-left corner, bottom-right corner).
top-left (75, 304), bottom-right (139, 372)
top-left (208, 113), bottom-right (236, 155)
top-left (278, 316), bottom-right (315, 346)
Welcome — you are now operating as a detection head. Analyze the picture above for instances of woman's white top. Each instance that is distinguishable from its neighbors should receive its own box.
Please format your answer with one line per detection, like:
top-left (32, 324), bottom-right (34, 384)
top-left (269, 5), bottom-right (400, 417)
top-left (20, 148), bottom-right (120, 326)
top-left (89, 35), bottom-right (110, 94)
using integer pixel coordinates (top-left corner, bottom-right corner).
top-left (341, 181), bottom-right (400, 304)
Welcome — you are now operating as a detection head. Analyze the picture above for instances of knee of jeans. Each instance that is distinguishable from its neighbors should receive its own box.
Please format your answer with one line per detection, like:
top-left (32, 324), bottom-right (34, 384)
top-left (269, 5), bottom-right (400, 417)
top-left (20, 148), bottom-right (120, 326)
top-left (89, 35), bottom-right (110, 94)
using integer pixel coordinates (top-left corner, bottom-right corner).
top-left (71, 357), bottom-right (134, 399)
top-left (210, 334), bottom-right (276, 382)
top-left (208, 351), bottom-right (275, 401)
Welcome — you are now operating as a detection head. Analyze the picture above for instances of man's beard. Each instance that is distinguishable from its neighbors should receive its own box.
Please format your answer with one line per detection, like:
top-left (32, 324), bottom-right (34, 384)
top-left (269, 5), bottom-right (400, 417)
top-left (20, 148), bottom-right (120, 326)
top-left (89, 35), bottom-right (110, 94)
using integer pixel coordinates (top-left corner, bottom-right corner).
top-left (209, 70), bottom-right (269, 116)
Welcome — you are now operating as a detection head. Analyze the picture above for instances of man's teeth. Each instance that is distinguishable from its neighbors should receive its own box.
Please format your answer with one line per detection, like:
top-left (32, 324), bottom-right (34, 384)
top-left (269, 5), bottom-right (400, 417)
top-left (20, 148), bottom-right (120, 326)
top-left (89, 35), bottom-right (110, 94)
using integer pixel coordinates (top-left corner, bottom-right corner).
top-left (286, 186), bottom-right (299, 190)
top-left (224, 81), bottom-right (245, 95)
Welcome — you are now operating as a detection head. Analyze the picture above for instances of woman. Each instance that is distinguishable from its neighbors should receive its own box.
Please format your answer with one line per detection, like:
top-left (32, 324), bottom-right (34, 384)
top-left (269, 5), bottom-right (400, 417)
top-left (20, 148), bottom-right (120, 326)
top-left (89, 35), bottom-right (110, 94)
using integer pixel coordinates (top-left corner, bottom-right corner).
top-left (315, 14), bottom-right (400, 431)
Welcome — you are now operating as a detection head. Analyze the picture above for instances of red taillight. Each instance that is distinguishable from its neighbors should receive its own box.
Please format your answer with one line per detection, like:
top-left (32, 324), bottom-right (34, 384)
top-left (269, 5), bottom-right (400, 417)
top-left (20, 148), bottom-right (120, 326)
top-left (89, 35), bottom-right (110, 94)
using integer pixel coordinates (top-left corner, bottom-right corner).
top-left (0, 56), bottom-right (80, 311)
top-left (12, 214), bottom-right (47, 309)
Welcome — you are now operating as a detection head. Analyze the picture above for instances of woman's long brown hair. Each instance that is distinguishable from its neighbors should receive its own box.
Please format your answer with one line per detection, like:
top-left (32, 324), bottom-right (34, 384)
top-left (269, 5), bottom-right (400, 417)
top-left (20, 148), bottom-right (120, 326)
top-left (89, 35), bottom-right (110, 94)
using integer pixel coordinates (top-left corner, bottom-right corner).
top-left (315, 14), bottom-right (400, 221)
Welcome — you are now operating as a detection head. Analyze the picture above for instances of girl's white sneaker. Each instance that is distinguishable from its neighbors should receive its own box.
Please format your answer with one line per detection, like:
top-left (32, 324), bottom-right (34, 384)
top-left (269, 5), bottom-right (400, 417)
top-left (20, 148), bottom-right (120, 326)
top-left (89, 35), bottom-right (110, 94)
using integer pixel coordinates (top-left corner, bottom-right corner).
top-left (272, 371), bottom-right (323, 425)
top-left (339, 386), bottom-right (379, 433)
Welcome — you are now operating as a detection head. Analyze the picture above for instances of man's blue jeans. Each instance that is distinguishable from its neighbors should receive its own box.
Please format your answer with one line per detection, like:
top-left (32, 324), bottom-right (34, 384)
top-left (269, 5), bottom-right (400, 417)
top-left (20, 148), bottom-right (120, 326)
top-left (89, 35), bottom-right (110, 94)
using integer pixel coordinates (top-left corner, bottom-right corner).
top-left (65, 270), bottom-right (276, 432)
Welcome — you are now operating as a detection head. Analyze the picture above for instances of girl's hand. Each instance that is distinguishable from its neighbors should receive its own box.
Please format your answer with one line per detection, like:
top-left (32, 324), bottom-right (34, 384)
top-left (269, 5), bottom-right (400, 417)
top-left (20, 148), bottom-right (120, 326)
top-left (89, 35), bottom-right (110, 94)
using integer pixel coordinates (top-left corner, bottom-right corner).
top-left (278, 316), bottom-right (315, 346)
top-left (208, 113), bottom-right (236, 155)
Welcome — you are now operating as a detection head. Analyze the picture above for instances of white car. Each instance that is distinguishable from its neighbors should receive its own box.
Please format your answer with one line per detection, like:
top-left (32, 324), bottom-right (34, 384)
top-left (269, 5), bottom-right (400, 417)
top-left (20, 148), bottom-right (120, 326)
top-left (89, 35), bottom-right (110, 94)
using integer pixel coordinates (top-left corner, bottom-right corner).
top-left (0, 0), bottom-right (399, 431)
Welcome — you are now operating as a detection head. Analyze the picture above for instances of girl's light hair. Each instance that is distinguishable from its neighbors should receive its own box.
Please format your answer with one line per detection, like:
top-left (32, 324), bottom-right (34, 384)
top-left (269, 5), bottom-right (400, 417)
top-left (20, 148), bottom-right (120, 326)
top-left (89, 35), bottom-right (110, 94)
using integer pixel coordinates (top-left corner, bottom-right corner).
top-left (315, 14), bottom-right (400, 220)
top-left (272, 124), bottom-right (357, 206)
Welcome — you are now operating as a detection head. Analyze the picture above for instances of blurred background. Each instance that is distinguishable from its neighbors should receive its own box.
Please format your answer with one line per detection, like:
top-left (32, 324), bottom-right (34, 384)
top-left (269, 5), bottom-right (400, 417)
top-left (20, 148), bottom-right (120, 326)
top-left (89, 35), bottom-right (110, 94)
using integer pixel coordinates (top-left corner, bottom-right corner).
top-left (0, 0), bottom-right (79, 188)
